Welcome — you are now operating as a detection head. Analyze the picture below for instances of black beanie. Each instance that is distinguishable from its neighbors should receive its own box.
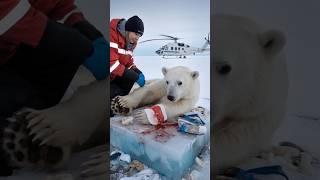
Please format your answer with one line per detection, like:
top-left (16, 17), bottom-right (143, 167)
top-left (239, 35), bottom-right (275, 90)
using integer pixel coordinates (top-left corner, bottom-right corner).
top-left (125, 16), bottom-right (144, 36)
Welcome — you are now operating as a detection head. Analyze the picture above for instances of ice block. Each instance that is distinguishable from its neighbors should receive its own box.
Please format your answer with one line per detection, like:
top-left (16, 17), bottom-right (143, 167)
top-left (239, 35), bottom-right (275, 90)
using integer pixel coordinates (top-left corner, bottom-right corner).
top-left (110, 107), bottom-right (210, 179)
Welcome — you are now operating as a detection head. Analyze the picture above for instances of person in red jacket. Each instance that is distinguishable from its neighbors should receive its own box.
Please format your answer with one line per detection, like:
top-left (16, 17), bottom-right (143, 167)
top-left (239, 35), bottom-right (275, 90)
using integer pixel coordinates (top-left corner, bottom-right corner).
top-left (110, 15), bottom-right (145, 105)
top-left (0, 0), bottom-right (107, 176)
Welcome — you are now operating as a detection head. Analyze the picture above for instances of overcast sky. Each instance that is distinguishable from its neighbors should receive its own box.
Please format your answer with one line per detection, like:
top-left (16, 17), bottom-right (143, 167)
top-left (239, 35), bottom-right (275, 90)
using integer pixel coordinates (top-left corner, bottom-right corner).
top-left (111, 0), bottom-right (210, 56)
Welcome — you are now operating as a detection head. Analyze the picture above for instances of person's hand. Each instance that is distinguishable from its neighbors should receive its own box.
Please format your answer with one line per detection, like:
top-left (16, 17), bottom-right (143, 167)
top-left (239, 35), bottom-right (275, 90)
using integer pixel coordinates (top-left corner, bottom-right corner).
top-left (136, 73), bottom-right (145, 87)
top-left (83, 37), bottom-right (108, 80)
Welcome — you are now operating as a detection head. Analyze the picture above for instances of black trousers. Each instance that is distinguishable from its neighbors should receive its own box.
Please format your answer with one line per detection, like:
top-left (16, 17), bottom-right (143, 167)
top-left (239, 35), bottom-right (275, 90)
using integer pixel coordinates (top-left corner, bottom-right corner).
top-left (110, 82), bottom-right (131, 100)
top-left (111, 71), bottom-right (138, 100)
top-left (0, 20), bottom-right (93, 116)
top-left (0, 20), bottom-right (92, 176)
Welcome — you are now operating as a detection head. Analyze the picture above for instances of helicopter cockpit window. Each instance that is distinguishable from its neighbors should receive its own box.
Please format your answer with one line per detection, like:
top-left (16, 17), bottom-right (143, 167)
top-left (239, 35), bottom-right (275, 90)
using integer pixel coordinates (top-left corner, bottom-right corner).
top-left (187, 45), bottom-right (190, 47)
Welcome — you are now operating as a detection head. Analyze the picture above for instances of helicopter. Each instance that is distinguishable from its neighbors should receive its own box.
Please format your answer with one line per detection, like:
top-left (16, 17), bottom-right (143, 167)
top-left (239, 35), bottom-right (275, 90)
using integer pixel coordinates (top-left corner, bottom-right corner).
top-left (139, 34), bottom-right (210, 58)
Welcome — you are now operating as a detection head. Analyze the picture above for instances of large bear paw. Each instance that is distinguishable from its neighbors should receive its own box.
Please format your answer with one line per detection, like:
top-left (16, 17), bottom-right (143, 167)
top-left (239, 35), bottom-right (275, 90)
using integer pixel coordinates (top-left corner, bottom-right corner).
top-left (23, 106), bottom-right (89, 146)
top-left (111, 96), bottom-right (133, 115)
top-left (2, 109), bottom-right (71, 169)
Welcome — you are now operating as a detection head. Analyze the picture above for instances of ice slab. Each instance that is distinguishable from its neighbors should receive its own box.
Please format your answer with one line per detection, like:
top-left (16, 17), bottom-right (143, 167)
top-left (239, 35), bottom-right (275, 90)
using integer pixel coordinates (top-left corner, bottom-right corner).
top-left (110, 107), bottom-right (210, 179)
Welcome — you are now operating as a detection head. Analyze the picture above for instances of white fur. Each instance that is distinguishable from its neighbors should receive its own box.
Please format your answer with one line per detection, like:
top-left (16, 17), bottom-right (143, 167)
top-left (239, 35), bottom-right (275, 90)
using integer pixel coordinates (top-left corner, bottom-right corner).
top-left (117, 66), bottom-right (200, 122)
top-left (213, 14), bottom-right (288, 174)
top-left (26, 66), bottom-right (107, 147)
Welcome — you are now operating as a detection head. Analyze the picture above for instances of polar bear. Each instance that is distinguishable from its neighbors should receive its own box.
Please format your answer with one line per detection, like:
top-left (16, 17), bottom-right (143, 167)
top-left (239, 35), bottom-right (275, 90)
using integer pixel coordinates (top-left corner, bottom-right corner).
top-left (111, 66), bottom-right (200, 125)
top-left (1, 66), bottom-right (108, 170)
top-left (213, 14), bottom-right (288, 175)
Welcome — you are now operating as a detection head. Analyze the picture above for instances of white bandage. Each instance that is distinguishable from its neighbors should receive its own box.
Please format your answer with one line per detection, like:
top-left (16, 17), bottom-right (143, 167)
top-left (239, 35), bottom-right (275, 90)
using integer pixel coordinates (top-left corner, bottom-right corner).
top-left (144, 104), bottom-right (167, 125)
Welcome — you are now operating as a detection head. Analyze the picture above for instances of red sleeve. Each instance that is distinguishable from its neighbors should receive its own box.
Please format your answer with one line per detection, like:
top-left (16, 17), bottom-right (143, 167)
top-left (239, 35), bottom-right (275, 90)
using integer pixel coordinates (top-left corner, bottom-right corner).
top-left (110, 28), bottom-right (126, 79)
top-left (125, 43), bottom-right (137, 69)
top-left (0, 0), bottom-right (19, 20)
top-left (0, 0), bottom-right (47, 47)
top-left (29, 0), bottom-right (85, 26)
top-left (48, 0), bottom-right (85, 26)
top-left (125, 56), bottom-right (135, 69)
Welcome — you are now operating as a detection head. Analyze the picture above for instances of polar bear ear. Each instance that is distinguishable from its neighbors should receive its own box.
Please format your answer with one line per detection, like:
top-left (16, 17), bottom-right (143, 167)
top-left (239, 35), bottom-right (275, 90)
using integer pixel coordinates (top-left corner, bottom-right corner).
top-left (259, 30), bottom-right (286, 56)
top-left (191, 71), bottom-right (199, 79)
top-left (162, 67), bottom-right (167, 76)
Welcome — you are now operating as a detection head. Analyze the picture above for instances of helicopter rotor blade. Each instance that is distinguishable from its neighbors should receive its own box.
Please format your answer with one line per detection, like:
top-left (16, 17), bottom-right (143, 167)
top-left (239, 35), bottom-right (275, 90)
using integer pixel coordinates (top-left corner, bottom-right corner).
top-left (159, 34), bottom-right (181, 40)
top-left (139, 38), bottom-right (173, 44)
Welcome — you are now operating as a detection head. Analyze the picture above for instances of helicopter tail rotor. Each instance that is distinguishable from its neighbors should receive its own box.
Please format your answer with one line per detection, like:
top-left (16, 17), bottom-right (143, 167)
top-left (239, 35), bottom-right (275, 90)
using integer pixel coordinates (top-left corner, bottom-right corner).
top-left (204, 33), bottom-right (210, 44)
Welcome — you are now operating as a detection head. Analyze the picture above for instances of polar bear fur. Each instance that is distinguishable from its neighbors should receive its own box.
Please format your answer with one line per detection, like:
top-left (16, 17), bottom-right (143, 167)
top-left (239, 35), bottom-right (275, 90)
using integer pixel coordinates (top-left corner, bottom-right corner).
top-left (112, 66), bottom-right (200, 124)
top-left (1, 65), bottom-right (108, 170)
top-left (213, 14), bottom-right (288, 174)
top-left (24, 66), bottom-right (107, 147)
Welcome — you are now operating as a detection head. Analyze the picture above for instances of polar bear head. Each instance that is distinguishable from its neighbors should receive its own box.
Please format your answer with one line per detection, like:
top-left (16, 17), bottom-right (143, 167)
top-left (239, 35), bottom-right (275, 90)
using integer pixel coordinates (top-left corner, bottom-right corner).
top-left (162, 66), bottom-right (200, 102)
top-left (213, 14), bottom-right (287, 125)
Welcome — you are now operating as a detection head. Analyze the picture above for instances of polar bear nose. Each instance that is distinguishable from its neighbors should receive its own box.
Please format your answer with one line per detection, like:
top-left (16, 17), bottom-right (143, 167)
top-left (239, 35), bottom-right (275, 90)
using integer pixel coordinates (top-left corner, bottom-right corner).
top-left (167, 95), bottom-right (175, 101)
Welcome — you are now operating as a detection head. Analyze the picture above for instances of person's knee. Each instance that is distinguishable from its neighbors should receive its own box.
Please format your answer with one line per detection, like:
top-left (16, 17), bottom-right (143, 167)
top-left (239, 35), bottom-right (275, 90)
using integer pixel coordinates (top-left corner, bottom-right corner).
top-left (37, 20), bottom-right (93, 66)
top-left (110, 83), bottom-right (129, 100)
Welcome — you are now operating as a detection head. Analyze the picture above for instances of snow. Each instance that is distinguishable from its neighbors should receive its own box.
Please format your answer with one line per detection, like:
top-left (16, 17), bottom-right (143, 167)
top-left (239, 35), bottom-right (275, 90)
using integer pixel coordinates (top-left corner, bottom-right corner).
top-left (271, 115), bottom-right (320, 180)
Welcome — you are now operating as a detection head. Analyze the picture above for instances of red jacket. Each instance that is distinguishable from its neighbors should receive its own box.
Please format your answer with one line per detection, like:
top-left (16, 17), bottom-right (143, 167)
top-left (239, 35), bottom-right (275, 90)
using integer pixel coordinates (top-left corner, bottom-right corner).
top-left (0, 0), bottom-right (85, 65)
top-left (110, 18), bottom-right (138, 80)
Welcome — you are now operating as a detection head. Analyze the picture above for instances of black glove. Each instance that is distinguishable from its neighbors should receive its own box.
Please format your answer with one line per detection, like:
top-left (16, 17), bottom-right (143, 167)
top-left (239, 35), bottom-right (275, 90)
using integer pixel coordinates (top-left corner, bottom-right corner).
top-left (131, 66), bottom-right (145, 87)
top-left (131, 66), bottom-right (142, 74)
top-left (113, 68), bottom-right (139, 92)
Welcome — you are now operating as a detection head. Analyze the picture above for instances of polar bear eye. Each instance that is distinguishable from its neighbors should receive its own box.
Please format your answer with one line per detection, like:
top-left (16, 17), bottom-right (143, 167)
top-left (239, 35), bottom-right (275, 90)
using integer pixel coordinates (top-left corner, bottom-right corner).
top-left (177, 81), bottom-right (182, 86)
top-left (166, 81), bottom-right (169, 85)
top-left (217, 64), bottom-right (232, 75)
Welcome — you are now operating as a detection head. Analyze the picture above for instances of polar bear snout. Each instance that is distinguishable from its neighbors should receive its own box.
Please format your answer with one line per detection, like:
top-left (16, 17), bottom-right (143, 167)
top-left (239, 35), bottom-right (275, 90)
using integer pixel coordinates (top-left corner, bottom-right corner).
top-left (166, 86), bottom-right (179, 102)
top-left (167, 87), bottom-right (181, 102)
top-left (167, 95), bottom-right (175, 101)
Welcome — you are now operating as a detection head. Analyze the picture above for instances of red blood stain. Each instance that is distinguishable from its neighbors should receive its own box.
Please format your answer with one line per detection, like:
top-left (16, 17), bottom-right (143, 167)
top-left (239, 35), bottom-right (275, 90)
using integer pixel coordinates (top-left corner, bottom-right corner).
top-left (141, 122), bottom-right (178, 143)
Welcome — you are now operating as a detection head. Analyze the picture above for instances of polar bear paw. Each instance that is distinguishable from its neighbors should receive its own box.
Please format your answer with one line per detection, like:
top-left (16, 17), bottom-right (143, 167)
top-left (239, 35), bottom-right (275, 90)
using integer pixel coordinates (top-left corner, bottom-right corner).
top-left (23, 107), bottom-right (84, 146)
top-left (111, 96), bottom-right (132, 115)
top-left (2, 109), bottom-right (70, 169)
